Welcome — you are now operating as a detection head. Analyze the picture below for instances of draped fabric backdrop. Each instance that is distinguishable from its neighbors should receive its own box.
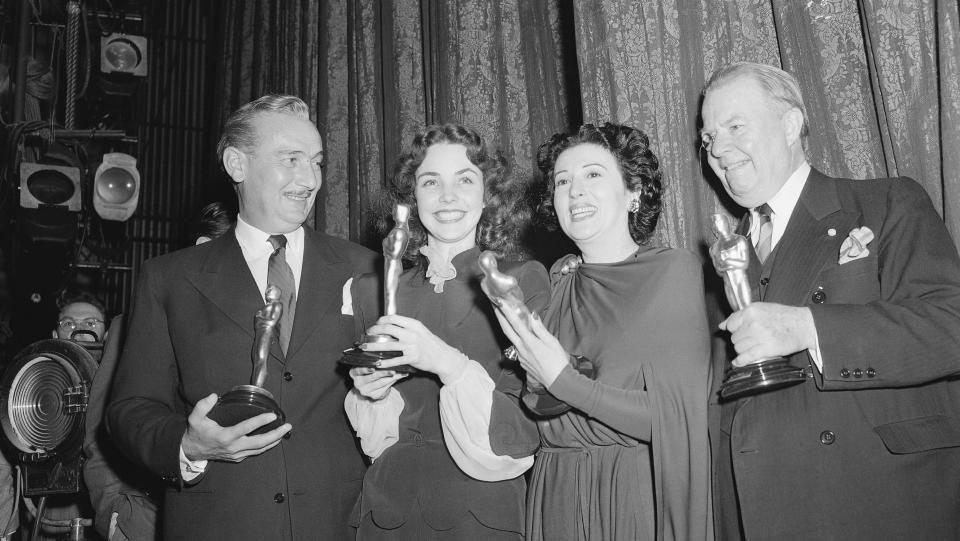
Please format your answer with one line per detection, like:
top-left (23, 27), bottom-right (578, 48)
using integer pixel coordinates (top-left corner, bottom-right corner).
top-left (213, 0), bottom-right (578, 248)
top-left (211, 0), bottom-right (960, 256)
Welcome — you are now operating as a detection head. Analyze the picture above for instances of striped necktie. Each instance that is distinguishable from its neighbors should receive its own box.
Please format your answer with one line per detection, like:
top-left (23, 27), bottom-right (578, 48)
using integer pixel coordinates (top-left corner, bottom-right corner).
top-left (754, 203), bottom-right (774, 264)
top-left (267, 234), bottom-right (297, 354)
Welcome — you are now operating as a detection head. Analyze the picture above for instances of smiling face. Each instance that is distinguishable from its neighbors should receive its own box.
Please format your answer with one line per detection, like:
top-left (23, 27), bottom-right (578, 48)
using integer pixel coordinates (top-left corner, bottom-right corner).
top-left (700, 76), bottom-right (805, 209)
top-left (552, 143), bottom-right (637, 259)
top-left (414, 143), bottom-right (485, 255)
top-left (228, 112), bottom-right (324, 234)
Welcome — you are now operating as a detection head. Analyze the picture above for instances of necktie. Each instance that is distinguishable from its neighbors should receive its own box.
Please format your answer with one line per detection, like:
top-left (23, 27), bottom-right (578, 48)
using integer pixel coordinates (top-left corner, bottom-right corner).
top-left (754, 203), bottom-right (774, 264)
top-left (267, 234), bottom-right (297, 354)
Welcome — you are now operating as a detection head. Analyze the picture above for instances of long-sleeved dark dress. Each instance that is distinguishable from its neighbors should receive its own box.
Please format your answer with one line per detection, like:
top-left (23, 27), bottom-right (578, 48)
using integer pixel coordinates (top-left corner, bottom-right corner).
top-left (349, 247), bottom-right (549, 539)
top-left (517, 245), bottom-right (713, 541)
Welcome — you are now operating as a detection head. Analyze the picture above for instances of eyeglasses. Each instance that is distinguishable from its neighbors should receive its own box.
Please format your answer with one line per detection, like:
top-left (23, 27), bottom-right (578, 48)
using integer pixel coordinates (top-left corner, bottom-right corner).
top-left (58, 318), bottom-right (105, 331)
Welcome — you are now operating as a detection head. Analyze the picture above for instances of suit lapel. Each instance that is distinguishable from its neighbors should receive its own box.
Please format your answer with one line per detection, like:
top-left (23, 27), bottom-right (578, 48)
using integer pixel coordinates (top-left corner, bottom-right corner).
top-left (285, 229), bottom-right (345, 360)
top-left (764, 169), bottom-right (859, 305)
top-left (186, 234), bottom-right (263, 341)
top-left (186, 232), bottom-right (289, 364)
top-left (721, 170), bottom-right (853, 415)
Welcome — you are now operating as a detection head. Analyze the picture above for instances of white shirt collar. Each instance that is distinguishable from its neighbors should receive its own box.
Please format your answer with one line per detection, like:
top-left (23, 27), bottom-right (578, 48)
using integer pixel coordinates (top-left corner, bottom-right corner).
top-left (234, 216), bottom-right (305, 296)
top-left (749, 161), bottom-right (811, 248)
top-left (234, 217), bottom-right (304, 256)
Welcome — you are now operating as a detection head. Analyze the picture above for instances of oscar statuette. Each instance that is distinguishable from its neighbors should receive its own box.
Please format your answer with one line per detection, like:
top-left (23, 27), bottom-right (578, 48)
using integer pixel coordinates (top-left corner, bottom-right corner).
top-left (478, 250), bottom-right (594, 417)
top-left (207, 285), bottom-right (286, 435)
top-left (339, 204), bottom-right (414, 372)
top-left (710, 213), bottom-right (805, 400)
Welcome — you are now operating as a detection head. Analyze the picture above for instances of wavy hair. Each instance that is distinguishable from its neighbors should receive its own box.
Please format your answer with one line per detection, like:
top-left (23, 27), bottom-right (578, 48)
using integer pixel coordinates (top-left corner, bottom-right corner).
top-left (216, 94), bottom-right (311, 168)
top-left (704, 62), bottom-right (809, 144)
top-left (535, 122), bottom-right (662, 244)
top-left (382, 124), bottom-right (531, 263)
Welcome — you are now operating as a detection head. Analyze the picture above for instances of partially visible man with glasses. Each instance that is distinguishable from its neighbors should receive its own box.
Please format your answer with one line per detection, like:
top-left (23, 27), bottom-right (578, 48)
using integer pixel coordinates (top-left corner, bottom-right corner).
top-left (52, 290), bottom-right (107, 343)
top-left (32, 288), bottom-right (108, 540)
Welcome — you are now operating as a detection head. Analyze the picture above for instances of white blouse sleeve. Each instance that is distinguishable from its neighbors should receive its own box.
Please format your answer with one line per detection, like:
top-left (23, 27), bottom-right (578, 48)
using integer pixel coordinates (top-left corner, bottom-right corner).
top-left (439, 360), bottom-right (534, 481)
top-left (344, 387), bottom-right (404, 461)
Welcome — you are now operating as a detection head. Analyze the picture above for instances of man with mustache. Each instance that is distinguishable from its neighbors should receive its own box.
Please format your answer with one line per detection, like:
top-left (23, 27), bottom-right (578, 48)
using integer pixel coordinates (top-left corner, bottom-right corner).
top-left (108, 95), bottom-right (377, 540)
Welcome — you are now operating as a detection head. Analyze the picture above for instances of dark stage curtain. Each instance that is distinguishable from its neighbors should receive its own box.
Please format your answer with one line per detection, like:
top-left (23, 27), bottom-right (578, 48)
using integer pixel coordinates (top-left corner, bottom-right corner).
top-left (212, 0), bottom-right (576, 247)
top-left (211, 0), bottom-right (960, 254)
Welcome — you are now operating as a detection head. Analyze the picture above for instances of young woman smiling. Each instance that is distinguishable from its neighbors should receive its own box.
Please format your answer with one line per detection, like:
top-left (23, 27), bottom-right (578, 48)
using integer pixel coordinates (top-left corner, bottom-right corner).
top-left (344, 124), bottom-right (548, 540)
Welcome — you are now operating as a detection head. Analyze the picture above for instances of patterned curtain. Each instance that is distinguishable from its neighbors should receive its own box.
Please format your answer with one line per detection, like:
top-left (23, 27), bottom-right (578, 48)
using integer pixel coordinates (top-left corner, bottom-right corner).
top-left (573, 0), bottom-right (960, 252)
top-left (211, 0), bottom-right (960, 253)
top-left (213, 0), bottom-right (574, 247)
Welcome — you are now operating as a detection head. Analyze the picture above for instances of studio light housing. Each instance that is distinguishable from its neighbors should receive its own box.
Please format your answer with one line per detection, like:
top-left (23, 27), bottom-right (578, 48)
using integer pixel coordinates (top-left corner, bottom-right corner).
top-left (93, 152), bottom-right (140, 222)
top-left (0, 339), bottom-right (98, 495)
top-left (100, 33), bottom-right (148, 77)
top-left (19, 163), bottom-right (82, 211)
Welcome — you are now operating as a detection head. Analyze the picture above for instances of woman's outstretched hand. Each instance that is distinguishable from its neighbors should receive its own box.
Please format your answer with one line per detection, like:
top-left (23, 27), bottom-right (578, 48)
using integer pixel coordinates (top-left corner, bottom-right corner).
top-left (493, 308), bottom-right (568, 387)
top-left (365, 315), bottom-right (469, 384)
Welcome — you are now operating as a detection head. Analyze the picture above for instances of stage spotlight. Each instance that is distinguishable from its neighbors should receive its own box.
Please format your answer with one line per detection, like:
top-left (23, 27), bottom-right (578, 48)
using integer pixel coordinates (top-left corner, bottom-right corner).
top-left (100, 33), bottom-right (148, 77)
top-left (19, 162), bottom-right (82, 212)
top-left (0, 339), bottom-right (98, 495)
top-left (93, 152), bottom-right (140, 222)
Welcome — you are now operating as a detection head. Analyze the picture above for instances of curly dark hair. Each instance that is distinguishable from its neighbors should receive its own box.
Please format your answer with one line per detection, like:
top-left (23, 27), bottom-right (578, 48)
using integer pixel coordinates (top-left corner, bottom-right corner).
top-left (193, 201), bottom-right (236, 242)
top-left (535, 122), bottom-right (662, 244)
top-left (382, 124), bottom-right (532, 263)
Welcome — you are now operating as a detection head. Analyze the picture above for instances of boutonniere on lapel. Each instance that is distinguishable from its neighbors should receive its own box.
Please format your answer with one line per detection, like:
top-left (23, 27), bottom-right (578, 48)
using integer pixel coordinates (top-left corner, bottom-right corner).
top-left (838, 226), bottom-right (875, 264)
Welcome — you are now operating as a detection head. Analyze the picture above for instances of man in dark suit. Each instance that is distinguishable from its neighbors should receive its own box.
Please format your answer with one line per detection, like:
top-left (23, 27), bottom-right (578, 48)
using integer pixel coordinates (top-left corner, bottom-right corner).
top-left (107, 95), bottom-right (377, 540)
top-left (84, 208), bottom-right (234, 541)
top-left (701, 62), bottom-right (960, 540)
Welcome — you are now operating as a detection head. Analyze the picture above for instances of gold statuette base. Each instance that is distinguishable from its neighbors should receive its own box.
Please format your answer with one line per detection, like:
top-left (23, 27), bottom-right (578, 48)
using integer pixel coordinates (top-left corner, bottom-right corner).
top-left (719, 358), bottom-right (806, 400)
top-left (207, 385), bottom-right (285, 435)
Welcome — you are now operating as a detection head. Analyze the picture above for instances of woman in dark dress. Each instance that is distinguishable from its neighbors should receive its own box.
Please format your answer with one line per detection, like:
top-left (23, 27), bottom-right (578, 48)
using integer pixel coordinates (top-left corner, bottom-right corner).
top-left (488, 123), bottom-right (713, 540)
top-left (344, 124), bottom-right (548, 539)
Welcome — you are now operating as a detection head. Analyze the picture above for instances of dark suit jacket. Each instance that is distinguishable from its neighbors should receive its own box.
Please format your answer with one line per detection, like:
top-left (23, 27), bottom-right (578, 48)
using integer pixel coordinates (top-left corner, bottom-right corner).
top-left (107, 227), bottom-right (377, 541)
top-left (84, 314), bottom-right (160, 540)
top-left (711, 169), bottom-right (960, 541)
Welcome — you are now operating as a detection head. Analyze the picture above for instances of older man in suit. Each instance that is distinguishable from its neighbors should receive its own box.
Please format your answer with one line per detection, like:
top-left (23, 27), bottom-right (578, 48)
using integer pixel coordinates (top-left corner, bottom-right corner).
top-left (107, 95), bottom-right (377, 540)
top-left (702, 62), bottom-right (960, 540)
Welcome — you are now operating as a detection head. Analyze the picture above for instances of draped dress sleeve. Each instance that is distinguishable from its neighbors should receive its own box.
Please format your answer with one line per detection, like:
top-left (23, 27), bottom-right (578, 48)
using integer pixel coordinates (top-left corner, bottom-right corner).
top-left (540, 248), bottom-right (713, 541)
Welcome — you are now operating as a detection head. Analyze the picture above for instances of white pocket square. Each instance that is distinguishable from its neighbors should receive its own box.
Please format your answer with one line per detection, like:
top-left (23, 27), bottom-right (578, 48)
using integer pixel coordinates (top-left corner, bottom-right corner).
top-left (838, 226), bottom-right (874, 264)
top-left (341, 277), bottom-right (354, 315)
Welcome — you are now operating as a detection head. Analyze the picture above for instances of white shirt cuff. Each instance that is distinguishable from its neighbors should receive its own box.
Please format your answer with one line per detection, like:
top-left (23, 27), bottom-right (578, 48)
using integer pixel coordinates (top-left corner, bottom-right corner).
top-left (809, 329), bottom-right (824, 372)
top-left (344, 387), bottom-right (403, 460)
top-left (179, 445), bottom-right (207, 481)
top-left (440, 360), bottom-right (533, 481)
